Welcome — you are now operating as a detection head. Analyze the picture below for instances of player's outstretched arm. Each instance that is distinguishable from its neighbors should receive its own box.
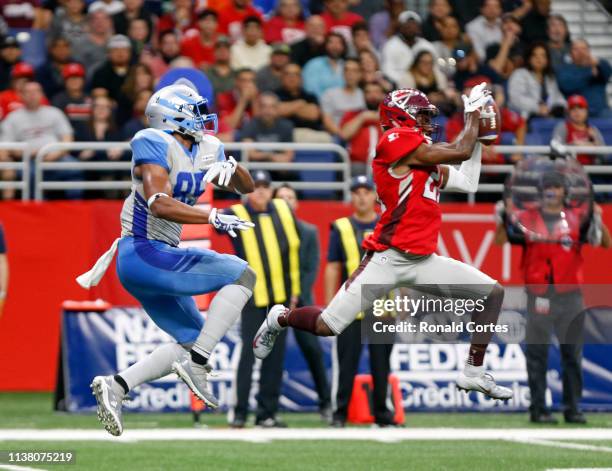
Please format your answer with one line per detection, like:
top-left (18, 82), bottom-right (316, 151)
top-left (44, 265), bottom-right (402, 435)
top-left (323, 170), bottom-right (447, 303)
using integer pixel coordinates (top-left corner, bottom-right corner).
top-left (404, 110), bottom-right (481, 166)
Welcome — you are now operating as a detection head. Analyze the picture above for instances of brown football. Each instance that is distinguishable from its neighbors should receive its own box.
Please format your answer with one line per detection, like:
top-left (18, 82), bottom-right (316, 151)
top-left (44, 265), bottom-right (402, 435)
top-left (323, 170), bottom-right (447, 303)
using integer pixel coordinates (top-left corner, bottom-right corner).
top-left (478, 97), bottom-right (501, 146)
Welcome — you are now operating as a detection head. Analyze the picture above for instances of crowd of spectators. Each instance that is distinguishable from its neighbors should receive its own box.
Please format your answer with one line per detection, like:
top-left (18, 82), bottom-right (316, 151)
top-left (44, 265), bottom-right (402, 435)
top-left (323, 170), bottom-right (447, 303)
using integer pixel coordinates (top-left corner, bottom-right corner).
top-left (0, 0), bottom-right (610, 199)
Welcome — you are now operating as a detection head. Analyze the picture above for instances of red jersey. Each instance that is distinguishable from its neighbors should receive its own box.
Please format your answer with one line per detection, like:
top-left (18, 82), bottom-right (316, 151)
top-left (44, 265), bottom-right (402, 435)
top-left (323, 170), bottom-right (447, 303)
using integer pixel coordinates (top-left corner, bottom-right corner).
top-left (264, 16), bottom-right (305, 44)
top-left (564, 121), bottom-right (597, 165)
top-left (180, 29), bottom-right (215, 68)
top-left (340, 110), bottom-right (381, 163)
top-left (363, 127), bottom-right (442, 255)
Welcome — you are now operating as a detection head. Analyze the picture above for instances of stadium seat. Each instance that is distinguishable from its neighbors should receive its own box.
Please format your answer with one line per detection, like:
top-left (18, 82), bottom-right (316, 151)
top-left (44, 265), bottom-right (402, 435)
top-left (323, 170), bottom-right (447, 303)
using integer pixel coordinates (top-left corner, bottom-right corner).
top-left (529, 118), bottom-right (563, 144)
top-left (590, 118), bottom-right (612, 145)
top-left (294, 151), bottom-right (339, 199)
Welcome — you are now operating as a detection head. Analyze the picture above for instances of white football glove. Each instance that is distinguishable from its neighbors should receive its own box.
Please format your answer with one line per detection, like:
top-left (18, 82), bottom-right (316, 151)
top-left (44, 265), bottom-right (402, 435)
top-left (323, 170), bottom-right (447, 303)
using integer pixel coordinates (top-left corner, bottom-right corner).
top-left (462, 82), bottom-right (492, 114)
top-left (208, 207), bottom-right (254, 238)
top-left (204, 156), bottom-right (237, 187)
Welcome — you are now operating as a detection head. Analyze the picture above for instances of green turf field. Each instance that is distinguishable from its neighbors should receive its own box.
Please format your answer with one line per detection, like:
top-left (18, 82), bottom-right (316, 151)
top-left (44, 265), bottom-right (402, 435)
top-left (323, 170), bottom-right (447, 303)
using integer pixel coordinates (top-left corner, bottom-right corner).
top-left (1, 393), bottom-right (611, 471)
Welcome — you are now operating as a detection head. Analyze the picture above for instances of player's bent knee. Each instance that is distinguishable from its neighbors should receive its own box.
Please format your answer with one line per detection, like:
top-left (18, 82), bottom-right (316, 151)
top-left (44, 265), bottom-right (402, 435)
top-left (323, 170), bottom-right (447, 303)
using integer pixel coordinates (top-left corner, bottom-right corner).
top-left (236, 266), bottom-right (256, 291)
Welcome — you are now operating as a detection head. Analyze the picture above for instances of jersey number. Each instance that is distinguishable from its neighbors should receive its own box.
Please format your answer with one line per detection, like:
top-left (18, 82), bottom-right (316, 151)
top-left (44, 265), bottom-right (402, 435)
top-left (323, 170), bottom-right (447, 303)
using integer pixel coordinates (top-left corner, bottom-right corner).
top-left (174, 171), bottom-right (205, 204)
top-left (423, 172), bottom-right (440, 202)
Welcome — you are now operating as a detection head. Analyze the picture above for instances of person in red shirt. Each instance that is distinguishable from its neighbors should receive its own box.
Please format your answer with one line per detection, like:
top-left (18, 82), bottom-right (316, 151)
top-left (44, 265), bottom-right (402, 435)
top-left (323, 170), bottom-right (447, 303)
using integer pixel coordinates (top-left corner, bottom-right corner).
top-left (552, 95), bottom-right (606, 165)
top-left (264, 0), bottom-right (305, 45)
top-left (253, 85), bottom-right (515, 402)
top-left (320, 0), bottom-right (364, 43)
top-left (447, 76), bottom-right (526, 164)
top-left (0, 62), bottom-right (49, 119)
top-left (339, 81), bottom-right (385, 175)
top-left (180, 9), bottom-right (218, 68)
top-left (215, 67), bottom-right (258, 140)
top-left (216, 0), bottom-right (262, 42)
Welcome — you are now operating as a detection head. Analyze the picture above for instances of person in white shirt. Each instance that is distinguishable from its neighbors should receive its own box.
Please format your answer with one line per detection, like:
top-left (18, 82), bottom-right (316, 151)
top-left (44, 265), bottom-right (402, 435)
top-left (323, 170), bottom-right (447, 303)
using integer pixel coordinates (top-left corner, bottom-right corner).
top-left (321, 58), bottom-right (365, 129)
top-left (466, 0), bottom-right (503, 61)
top-left (230, 16), bottom-right (272, 71)
top-left (381, 10), bottom-right (437, 85)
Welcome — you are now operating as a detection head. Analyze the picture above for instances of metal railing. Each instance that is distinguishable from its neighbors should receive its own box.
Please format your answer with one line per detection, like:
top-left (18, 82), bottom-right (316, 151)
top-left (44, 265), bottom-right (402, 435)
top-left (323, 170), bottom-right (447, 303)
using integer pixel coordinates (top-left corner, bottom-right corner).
top-left (3, 141), bottom-right (610, 201)
top-left (0, 143), bottom-right (31, 201)
top-left (33, 141), bottom-right (352, 201)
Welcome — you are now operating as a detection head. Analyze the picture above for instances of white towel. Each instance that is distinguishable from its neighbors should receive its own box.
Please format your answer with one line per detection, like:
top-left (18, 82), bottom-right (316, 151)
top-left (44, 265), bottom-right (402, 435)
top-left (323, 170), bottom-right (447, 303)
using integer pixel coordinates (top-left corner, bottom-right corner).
top-left (76, 238), bottom-right (120, 289)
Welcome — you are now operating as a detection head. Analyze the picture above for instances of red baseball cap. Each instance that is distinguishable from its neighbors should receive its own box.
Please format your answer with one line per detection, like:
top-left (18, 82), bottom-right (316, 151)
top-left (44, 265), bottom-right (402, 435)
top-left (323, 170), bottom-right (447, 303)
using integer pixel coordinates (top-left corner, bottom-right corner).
top-left (11, 62), bottom-right (34, 78)
top-left (568, 95), bottom-right (588, 109)
top-left (62, 62), bottom-right (85, 79)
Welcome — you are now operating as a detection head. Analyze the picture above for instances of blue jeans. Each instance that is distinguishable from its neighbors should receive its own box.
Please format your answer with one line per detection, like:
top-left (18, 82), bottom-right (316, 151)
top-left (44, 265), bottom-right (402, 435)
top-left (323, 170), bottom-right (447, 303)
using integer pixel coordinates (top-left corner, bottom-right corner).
top-left (116, 236), bottom-right (248, 343)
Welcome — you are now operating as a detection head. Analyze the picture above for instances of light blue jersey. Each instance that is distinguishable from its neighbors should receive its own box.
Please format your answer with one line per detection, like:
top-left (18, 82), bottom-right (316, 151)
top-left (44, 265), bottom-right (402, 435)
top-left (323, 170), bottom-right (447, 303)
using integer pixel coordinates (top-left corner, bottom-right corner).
top-left (114, 128), bottom-right (248, 343)
top-left (120, 128), bottom-right (225, 246)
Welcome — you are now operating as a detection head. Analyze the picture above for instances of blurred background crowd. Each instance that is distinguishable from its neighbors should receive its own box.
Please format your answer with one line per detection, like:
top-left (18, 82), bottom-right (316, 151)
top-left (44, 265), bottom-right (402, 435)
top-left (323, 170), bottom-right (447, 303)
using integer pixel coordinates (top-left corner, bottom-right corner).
top-left (0, 0), bottom-right (611, 200)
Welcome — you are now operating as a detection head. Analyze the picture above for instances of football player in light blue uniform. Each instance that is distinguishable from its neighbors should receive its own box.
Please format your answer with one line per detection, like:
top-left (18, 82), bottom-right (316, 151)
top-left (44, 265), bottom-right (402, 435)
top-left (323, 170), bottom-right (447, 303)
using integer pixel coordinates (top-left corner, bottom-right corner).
top-left (81, 84), bottom-right (257, 436)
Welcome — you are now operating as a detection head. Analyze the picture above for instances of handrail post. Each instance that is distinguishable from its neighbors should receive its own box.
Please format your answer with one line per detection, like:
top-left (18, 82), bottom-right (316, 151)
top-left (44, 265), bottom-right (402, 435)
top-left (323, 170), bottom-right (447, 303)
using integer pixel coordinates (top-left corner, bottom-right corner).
top-left (22, 149), bottom-right (30, 201)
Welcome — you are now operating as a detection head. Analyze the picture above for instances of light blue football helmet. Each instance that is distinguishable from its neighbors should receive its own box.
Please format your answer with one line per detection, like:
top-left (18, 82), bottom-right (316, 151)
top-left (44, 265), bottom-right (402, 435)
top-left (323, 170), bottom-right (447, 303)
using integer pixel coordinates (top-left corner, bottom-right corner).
top-left (145, 84), bottom-right (218, 142)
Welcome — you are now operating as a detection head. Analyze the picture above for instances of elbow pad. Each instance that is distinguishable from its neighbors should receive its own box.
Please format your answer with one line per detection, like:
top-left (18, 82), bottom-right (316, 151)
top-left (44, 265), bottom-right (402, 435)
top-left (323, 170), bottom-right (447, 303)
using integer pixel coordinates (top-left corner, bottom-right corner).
top-left (443, 142), bottom-right (482, 193)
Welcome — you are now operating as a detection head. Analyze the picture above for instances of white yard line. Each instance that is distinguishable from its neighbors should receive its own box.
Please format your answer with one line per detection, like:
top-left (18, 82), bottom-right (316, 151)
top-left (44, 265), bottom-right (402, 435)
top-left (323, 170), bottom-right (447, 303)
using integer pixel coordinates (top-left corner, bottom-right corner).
top-left (1, 428), bottom-right (612, 444)
top-left (0, 465), bottom-right (48, 471)
top-left (509, 438), bottom-right (612, 453)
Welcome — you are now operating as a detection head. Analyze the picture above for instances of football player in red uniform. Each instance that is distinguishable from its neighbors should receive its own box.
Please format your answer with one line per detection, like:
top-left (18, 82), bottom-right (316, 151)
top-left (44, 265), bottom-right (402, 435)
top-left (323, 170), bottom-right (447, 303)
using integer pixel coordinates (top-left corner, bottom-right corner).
top-left (253, 84), bottom-right (512, 400)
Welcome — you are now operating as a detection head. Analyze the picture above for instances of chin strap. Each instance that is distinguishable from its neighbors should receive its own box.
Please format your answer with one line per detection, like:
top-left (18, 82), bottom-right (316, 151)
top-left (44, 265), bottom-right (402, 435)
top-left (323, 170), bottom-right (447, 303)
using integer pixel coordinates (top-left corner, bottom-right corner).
top-left (442, 142), bottom-right (482, 193)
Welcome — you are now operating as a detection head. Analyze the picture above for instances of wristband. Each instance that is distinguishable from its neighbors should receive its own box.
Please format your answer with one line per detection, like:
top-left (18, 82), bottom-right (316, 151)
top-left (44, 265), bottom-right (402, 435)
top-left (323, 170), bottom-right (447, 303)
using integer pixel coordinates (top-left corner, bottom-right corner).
top-left (147, 192), bottom-right (169, 209)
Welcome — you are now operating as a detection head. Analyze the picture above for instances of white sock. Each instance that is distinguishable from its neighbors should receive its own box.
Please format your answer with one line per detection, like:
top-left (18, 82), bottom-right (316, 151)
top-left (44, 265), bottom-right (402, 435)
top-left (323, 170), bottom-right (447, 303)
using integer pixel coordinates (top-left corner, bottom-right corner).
top-left (192, 284), bottom-right (252, 359)
top-left (463, 363), bottom-right (484, 377)
top-left (118, 343), bottom-right (186, 390)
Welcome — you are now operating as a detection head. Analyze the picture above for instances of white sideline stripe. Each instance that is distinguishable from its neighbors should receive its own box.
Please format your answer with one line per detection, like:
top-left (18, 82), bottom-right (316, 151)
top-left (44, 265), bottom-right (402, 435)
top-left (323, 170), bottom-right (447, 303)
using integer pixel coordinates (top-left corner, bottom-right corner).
top-left (2, 428), bottom-right (612, 443)
top-left (509, 438), bottom-right (612, 453)
top-left (0, 465), bottom-right (48, 471)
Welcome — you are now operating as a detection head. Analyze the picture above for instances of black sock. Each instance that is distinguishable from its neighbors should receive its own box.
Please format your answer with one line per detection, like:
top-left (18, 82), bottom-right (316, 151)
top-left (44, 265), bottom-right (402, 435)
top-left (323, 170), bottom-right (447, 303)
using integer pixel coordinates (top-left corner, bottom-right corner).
top-left (190, 350), bottom-right (208, 365)
top-left (114, 374), bottom-right (129, 395)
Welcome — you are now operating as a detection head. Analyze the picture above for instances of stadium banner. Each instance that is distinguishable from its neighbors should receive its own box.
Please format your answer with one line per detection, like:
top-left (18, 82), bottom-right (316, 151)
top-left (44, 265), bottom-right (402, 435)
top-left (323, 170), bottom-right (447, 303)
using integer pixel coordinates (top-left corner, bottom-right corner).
top-left (2, 200), bottom-right (612, 391)
top-left (60, 306), bottom-right (612, 413)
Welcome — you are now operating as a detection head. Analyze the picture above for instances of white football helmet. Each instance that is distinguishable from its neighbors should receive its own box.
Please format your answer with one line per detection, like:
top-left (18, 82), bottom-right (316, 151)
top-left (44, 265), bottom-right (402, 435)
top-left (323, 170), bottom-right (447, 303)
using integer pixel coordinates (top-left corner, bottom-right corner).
top-left (145, 84), bottom-right (218, 142)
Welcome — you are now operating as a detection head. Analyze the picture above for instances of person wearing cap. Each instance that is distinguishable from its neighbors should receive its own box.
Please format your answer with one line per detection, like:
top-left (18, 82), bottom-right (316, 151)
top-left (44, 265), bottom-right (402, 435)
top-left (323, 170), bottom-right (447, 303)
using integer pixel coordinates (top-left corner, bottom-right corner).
top-left (0, 61), bottom-right (49, 119)
top-left (90, 34), bottom-right (133, 125)
top-left (495, 168), bottom-right (611, 424)
top-left (230, 16), bottom-right (271, 71)
top-left (556, 39), bottom-right (612, 118)
top-left (255, 43), bottom-right (291, 93)
top-left (51, 62), bottom-right (91, 131)
top-left (465, 0), bottom-right (502, 61)
top-left (180, 9), bottom-right (219, 68)
top-left (552, 95), bottom-right (606, 166)
top-left (274, 183), bottom-right (332, 421)
top-left (325, 176), bottom-right (396, 427)
top-left (225, 170), bottom-right (301, 428)
top-left (0, 36), bottom-right (22, 90)
top-left (1, 81), bottom-right (74, 199)
top-left (380, 10), bottom-right (437, 85)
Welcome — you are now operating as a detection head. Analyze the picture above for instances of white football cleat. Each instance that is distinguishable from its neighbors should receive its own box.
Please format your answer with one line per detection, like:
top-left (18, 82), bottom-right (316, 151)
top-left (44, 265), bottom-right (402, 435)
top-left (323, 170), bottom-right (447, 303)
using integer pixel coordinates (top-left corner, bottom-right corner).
top-left (456, 366), bottom-right (513, 400)
top-left (91, 376), bottom-right (124, 436)
top-left (253, 304), bottom-right (287, 360)
top-left (172, 357), bottom-right (219, 408)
